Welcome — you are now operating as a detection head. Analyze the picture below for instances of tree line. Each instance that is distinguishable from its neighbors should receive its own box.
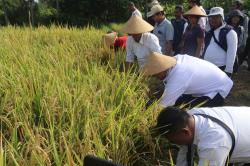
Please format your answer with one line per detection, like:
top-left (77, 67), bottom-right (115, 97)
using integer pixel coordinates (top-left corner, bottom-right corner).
top-left (0, 0), bottom-right (249, 27)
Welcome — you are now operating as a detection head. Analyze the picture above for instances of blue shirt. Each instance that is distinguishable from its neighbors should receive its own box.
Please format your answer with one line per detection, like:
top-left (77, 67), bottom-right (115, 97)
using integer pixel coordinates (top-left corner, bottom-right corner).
top-left (153, 18), bottom-right (174, 54)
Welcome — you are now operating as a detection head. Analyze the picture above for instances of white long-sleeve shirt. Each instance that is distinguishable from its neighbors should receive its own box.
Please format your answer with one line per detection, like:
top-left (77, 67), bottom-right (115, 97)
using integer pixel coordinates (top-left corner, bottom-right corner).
top-left (159, 55), bottom-right (233, 107)
top-left (126, 32), bottom-right (162, 68)
top-left (176, 107), bottom-right (250, 166)
top-left (204, 24), bottom-right (238, 74)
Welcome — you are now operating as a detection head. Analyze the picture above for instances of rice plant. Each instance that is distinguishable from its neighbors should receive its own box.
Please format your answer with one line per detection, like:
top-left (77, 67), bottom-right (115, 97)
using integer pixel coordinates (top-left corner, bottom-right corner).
top-left (0, 26), bottom-right (168, 166)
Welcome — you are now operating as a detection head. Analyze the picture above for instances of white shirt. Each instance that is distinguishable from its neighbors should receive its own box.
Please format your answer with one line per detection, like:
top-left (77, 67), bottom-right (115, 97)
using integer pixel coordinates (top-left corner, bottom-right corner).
top-left (160, 55), bottom-right (233, 107)
top-left (204, 24), bottom-right (238, 73)
top-left (132, 9), bottom-right (142, 18)
top-left (176, 107), bottom-right (250, 166)
top-left (126, 32), bottom-right (162, 68)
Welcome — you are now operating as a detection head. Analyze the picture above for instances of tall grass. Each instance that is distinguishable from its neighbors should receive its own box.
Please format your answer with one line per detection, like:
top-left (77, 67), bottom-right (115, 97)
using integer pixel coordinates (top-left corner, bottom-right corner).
top-left (0, 26), bottom-right (165, 165)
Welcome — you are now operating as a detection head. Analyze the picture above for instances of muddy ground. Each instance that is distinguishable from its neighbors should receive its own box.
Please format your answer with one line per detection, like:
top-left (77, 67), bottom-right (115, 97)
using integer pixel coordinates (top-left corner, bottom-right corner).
top-left (226, 66), bottom-right (250, 106)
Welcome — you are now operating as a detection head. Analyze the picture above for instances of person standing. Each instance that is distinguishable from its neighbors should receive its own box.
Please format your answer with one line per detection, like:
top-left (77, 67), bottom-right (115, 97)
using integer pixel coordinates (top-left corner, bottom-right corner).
top-left (181, 5), bottom-right (206, 58)
top-left (128, 1), bottom-right (142, 18)
top-left (227, 10), bottom-right (245, 72)
top-left (121, 16), bottom-right (162, 70)
top-left (188, 0), bottom-right (208, 30)
top-left (148, 4), bottom-right (174, 55)
top-left (203, 7), bottom-right (238, 77)
top-left (232, 0), bottom-right (249, 47)
top-left (171, 5), bottom-right (188, 55)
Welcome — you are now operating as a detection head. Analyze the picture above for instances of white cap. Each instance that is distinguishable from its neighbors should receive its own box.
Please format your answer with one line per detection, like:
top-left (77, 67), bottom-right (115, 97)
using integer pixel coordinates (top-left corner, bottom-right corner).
top-left (147, 4), bottom-right (164, 17)
top-left (208, 7), bottom-right (224, 20)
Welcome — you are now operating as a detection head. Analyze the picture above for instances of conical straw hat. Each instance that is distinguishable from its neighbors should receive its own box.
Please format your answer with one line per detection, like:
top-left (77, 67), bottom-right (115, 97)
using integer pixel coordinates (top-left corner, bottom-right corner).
top-left (141, 52), bottom-right (177, 76)
top-left (121, 15), bottom-right (154, 34)
top-left (102, 32), bottom-right (117, 48)
top-left (184, 5), bottom-right (207, 17)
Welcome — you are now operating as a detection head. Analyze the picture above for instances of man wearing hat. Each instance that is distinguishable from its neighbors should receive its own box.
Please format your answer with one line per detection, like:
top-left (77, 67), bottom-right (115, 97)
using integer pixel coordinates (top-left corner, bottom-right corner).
top-left (148, 4), bottom-right (174, 55)
top-left (153, 106), bottom-right (250, 166)
top-left (203, 7), bottom-right (238, 76)
top-left (121, 16), bottom-right (162, 70)
top-left (142, 52), bottom-right (233, 108)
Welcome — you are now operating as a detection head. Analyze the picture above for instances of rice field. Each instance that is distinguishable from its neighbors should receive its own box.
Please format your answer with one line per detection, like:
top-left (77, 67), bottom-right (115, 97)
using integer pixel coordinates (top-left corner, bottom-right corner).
top-left (0, 25), bottom-right (172, 166)
top-left (0, 25), bottom-right (249, 166)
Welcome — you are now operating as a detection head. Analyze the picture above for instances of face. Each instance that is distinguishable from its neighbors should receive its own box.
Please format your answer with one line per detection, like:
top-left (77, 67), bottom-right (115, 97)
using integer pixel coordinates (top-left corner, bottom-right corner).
top-left (175, 8), bottom-right (183, 18)
top-left (231, 16), bottom-right (241, 25)
top-left (131, 33), bottom-right (142, 43)
top-left (166, 128), bottom-right (193, 145)
top-left (188, 1), bottom-right (195, 9)
top-left (152, 13), bottom-right (163, 23)
top-left (154, 70), bottom-right (167, 80)
top-left (209, 15), bottom-right (222, 29)
top-left (128, 4), bottom-right (134, 12)
top-left (188, 15), bottom-right (199, 25)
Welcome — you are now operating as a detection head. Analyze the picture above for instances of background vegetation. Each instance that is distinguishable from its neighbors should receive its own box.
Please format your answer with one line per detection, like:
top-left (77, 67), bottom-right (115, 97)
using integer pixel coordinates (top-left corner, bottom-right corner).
top-left (0, 0), bottom-right (249, 26)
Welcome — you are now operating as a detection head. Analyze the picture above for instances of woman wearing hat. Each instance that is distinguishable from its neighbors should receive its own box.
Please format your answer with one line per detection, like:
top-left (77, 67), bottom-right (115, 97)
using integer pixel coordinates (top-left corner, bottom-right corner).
top-left (142, 52), bottom-right (233, 108)
top-left (180, 5), bottom-right (206, 58)
top-left (102, 32), bottom-right (128, 51)
top-left (121, 15), bottom-right (162, 70)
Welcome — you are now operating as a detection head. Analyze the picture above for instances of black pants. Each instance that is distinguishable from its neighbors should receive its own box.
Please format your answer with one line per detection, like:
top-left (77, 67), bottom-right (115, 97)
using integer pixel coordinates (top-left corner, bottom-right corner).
top-left (174, 93), bottom-right (224, 108)
top-left (239, 37), bottom-right (250, 68)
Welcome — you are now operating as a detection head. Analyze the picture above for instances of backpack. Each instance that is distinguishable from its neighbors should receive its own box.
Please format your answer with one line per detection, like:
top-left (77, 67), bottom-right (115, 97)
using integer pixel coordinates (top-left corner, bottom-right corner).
top-left (233, 26), bottom-right (244, 43)
top-left (203, 25), bottom-right (239, 73)
top-left (203, 25), bottom-right (232, 54)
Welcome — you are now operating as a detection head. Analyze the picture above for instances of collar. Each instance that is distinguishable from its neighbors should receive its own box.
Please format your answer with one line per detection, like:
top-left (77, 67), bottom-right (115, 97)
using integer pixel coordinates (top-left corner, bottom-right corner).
top-left (156, 18), bottom-right (167, 27)
top-left (138, 33), bottom-right (145, 45)
top-left (132, 9), bottom-right (138, 14)
top-left (214, 22), bottom-right (226, 32)
top-left (163, 67), bottom-right (173, 85)
top-left (192, 115), bottom-right (198, 145)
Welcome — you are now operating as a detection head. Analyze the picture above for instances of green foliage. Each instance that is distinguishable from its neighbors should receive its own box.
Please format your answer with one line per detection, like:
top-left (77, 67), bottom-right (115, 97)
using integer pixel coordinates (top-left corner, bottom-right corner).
top-left (0, 0), bottom-right (249, 26)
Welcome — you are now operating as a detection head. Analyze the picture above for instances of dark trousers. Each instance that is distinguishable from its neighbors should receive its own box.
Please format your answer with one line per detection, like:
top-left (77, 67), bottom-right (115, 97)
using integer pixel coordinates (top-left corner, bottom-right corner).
top-left (174, 93), bottom-right (224, 108)
top-left (239, 37), bottom-right (250, 67)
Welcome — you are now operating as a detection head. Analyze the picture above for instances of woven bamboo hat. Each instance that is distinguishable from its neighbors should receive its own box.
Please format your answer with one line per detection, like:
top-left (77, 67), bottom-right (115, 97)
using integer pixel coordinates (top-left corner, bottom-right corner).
top-left (121, 15), bottom-right (154, 34)
top-left (184, 5), bottom-right (207, 17)
top-left (102, 32), bottom-right (117, 48)
top-left (141, 52), bottom-right (177, 76)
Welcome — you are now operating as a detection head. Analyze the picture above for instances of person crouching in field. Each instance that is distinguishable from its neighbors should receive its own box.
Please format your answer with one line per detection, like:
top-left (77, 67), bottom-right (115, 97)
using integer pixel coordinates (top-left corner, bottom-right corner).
top-left (142, 52), bottom-right (233, 108)
top-left (121, 15), bottom-right (162, 71)
top-left (102, 32), bottom-right (128, 52)
top-left (153, 106), bottom-right (250, 166)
